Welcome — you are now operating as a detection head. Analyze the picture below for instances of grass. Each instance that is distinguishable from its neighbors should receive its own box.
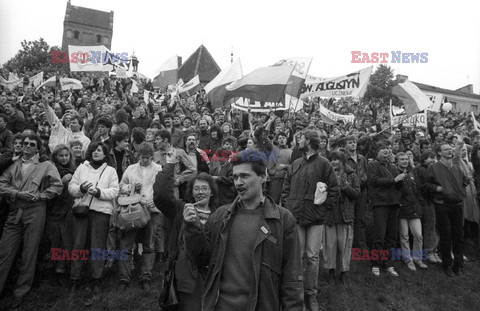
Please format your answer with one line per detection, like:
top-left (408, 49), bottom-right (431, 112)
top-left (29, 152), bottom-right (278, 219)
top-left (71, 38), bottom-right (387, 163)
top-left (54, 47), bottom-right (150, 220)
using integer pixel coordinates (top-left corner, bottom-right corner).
top-left (1, 215), bottom-right (480, 311)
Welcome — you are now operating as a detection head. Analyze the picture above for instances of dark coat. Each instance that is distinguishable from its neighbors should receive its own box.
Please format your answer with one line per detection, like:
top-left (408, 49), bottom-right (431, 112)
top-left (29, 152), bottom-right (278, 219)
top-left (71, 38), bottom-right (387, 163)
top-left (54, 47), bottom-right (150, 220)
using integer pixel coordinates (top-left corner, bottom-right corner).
top-left (367, 160), bottom-right (402, 207)
top-left (153, 163), bottom-right (211, 294)
top-left (184, 195), bottom-right (304, 311)
top-left (281, 153), bottom-right (340, 227)
top-left (398, 170), bottom-right (424, 219)
top-left (324, 167), bottom-right (360, 225)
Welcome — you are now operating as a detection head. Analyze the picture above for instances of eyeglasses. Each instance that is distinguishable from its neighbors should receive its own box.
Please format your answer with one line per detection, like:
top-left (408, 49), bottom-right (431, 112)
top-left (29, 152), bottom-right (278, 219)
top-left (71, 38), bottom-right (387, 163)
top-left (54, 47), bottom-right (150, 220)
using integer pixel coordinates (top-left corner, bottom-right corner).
top-left (23, 142), bottom-right (37, 147)
top-left (193, 186), bottom-right (211, 192)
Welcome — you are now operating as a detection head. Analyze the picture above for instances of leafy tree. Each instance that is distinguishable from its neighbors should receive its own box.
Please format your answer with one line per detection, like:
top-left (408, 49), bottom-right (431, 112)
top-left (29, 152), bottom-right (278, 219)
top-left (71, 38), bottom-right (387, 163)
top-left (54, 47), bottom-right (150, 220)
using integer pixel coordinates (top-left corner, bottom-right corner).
top-left (1, 38), bottom-right (69, 77)
top-left (362, 64), bottom-right (401, 122)
top-left (363, 64), bottom-right (400, 105)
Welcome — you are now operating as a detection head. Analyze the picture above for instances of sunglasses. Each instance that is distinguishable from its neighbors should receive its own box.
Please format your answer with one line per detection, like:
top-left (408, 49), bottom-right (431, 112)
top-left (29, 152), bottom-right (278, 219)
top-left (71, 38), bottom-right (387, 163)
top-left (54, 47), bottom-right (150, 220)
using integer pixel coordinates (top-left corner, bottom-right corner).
top-left (23, 142), bottom-right (37, 147)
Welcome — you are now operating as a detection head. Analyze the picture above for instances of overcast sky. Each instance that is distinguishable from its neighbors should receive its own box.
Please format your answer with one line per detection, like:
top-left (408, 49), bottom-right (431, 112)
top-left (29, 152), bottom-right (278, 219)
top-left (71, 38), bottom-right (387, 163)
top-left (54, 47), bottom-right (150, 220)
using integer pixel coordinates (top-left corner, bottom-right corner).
top-left (1, 0), bottom-right (479, 93)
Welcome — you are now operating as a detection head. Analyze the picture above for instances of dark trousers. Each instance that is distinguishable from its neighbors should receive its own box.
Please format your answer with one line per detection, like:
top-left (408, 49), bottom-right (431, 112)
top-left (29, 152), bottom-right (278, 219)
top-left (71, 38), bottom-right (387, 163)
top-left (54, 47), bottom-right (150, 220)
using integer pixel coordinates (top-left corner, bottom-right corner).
top-left (354, 187), bottom-right (368, 248)
top-left (435, 203), bottom-right (464, 269)
top-left (70, 210), bottom-right (110, 280)
top-left (119, 213), bottom-right (161, 283)
top-left (372, 205), bottom-right (399, 268)
top-left (0, 204), bottom-right (46, 297)
top-left (269, 178), bottom-right (284, 204)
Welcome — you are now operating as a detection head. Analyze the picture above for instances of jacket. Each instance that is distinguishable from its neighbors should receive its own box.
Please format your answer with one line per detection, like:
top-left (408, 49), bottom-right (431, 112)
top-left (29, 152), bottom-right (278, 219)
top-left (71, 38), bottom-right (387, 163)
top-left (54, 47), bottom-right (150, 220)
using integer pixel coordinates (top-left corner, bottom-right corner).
top-left (68, 161), bottom-right (119, 215)
top-left (324, 167), bottom-right (360, 225)
top-left (119, 161), bottom-right (162, 212)
top-left (367, 160), bottom-right (402, 207)
top-left (398, 170), bottom-right (424, 219)
top-left (0, 154), bottom-right (63, 209)
top-left (345, 152), bottom-right (368, 188)
top-left (153, 163), bottom-right (209, 294)
top-left (108, 148), bottom-right (134, 180)
top-left (45, 104), bottom-right (91, 153)
top-left (424, 161), bottom-right (468, 205)
top-left (281, 153), bottom-right (340, 227)
top-left (184, 195), bottom-right (304, 311)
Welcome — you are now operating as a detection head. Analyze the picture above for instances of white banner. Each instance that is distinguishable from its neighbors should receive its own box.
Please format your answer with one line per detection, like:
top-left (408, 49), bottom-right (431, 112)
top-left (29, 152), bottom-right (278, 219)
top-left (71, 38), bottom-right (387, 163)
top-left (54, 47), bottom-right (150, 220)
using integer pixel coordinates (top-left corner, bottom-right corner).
top-left (29, 72), bottom-right (43, 87)
top-left (319, 104), bottom-right (355, 124)
top-left (423, 92), bottom-right (443, 112)
top-left (301, 66), bottom-right (372, 98)
top-left (68, 45), bottom-right (125, 72)
top-left (0, 76), bottom-right (23, 91)
top-left (390, 102), bottom-right (427, 128)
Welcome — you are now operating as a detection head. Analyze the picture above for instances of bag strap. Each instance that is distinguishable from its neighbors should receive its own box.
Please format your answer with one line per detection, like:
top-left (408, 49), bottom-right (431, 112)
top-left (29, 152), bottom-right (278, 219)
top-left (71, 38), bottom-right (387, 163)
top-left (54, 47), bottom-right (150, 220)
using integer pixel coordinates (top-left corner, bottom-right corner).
top-left (86, 165), bottom-right (108, 208)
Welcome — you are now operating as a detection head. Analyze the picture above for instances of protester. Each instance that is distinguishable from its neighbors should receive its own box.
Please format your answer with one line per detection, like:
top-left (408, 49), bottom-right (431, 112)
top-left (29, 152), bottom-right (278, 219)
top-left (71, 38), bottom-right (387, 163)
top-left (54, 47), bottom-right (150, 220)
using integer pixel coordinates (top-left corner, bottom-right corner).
top-left (185, 152), bottom-right (304, 310)
top-left (367, 143), bottom-right (404, 277)
top-left (0, 134), bottom-right (63, 308)
top-left (425, 142), bottom-right (468, 277)
top-left (153, 151), bottom-right (218, 311)
top-left (281, 129), bottom-right (339, 311)
top-left (324, 151), bottom-right (360, 283)
top-left (396, 152), bottom-right (428, 271)
top-left (68, 142), bottom-right (119, 300)
top-left (117, 142), bottom-right (162, 292)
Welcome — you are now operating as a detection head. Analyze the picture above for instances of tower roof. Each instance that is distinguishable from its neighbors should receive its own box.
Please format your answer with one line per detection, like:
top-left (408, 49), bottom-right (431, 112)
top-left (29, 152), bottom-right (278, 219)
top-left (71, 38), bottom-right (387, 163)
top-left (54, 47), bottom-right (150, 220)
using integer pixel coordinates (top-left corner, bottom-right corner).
top-left (178, 45), bottom-right (221, 84)
top-left (65, 2), bottom-right (113, 30)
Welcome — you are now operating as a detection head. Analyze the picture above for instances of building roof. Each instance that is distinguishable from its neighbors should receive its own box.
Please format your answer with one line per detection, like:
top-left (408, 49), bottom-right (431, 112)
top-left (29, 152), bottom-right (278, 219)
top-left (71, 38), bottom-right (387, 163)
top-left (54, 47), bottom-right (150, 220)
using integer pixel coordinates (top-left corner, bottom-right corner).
top-left (412, 81), bottom-right (480, 100)
top-left (178, 45), bottom-right (221, 84)
top-left (65, 2), bottom-right (113, 30)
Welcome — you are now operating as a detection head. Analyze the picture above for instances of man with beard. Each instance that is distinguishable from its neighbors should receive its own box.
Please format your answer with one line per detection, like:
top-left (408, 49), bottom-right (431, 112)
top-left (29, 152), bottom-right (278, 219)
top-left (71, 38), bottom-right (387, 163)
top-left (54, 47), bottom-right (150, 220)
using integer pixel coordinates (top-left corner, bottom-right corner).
top-left (197, 118), bottom-right (211, 151)
top-left (268, 132), bottom-right (291, 204)
top-left (185, 133), bottom-right (209, 174)
top-left (424, 143), bottom-right (468, 276)
top-left (154, 129), bottom-right (195, 199)
top-left (163, 113), bottom-right (184, 149)
top-left (281, 129), bottom-right (340, 311)
top-left (130, 106), bottom-right (152, 130)
top-left (2, 102), bottom-right (25, 134)
top-left (367, 143), bottom-right (405, 277)
top-left (172, 114), bottom-right (185, 149)
top-left (184, 153), bottom-right (304, 310)
top-left (344, 136), bottom-right (368, 250)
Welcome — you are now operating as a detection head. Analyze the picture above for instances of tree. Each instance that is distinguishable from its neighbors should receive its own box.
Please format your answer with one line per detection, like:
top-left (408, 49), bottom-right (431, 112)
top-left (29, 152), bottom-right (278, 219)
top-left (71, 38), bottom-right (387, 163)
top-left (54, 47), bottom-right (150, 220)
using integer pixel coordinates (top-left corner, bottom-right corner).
top-left (362, 64), bottom-right (401, 122)
top-left (1, 38), bottom-right (69, 77)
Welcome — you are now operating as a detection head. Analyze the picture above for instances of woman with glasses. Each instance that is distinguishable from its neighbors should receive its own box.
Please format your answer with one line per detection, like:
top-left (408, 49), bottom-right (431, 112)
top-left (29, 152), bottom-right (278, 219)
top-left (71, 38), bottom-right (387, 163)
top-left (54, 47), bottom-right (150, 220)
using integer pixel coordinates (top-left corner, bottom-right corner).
top-left (154, 149), bottom-right (218, 311)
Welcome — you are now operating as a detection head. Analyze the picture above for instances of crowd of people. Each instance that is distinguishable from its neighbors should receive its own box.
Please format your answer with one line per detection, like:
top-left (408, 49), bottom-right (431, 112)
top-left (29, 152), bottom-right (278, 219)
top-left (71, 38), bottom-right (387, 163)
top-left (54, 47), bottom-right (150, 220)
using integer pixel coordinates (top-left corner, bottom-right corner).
top-left (0, 70), bottom-right (479, 310)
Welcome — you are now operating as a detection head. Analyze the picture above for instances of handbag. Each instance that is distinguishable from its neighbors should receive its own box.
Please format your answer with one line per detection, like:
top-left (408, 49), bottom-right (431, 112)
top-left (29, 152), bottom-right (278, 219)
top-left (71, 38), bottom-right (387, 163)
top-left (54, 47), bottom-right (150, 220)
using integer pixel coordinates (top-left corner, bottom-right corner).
top-left (115, 185), bottom-right (151, 231)
top-left (72, 166), bottom-right (107, 217)
top-left (159, 225), bottom-right (183, 311)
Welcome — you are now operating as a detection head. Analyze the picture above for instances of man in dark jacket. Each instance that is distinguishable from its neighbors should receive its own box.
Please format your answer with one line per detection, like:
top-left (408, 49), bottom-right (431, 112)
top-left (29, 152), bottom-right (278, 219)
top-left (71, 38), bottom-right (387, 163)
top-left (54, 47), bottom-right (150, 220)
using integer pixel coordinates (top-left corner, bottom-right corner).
top-left (413, 151), bottom-right (442, 264)
top-left (424, 142), bottom-right (468, 277)
top-left (184, 153), bottom-right (304, 311)
top-left (367, 143), bottom-right (405, 277)
top-left (344, 135), bottom-right (368, 250)
top-left (281, 129), bottom-right (339, 311)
